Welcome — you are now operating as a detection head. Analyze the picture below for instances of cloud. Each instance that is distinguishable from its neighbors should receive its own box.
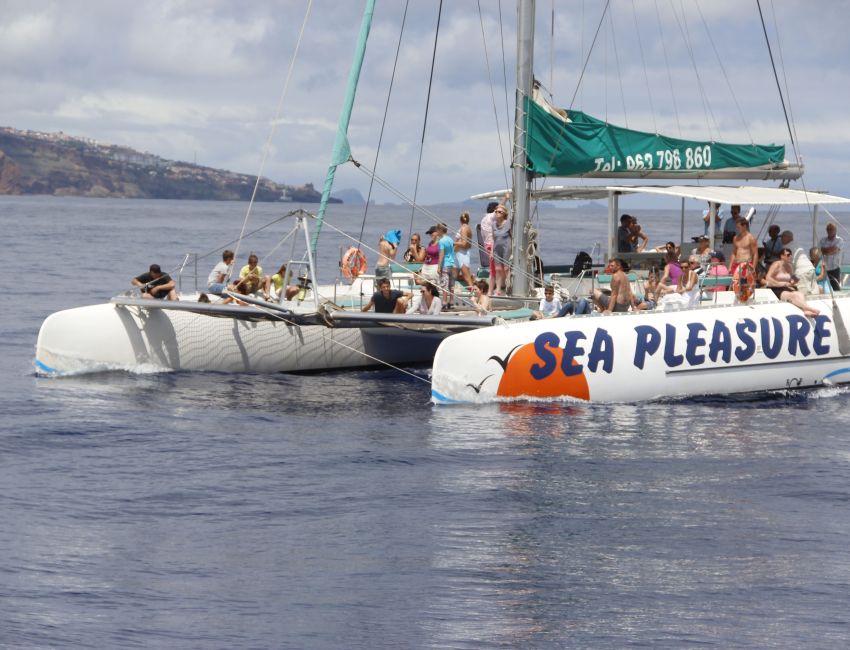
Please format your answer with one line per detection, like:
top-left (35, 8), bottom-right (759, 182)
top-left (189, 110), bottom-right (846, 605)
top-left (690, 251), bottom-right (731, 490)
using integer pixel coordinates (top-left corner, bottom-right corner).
top-left (4, 0), bottom-right (850, 203)
top-left (125, 2), bottom-right (272, 78)
top-left (0, 10), bottom-right (54, 58)
top-left (54, 91), bottom-right (256, 129)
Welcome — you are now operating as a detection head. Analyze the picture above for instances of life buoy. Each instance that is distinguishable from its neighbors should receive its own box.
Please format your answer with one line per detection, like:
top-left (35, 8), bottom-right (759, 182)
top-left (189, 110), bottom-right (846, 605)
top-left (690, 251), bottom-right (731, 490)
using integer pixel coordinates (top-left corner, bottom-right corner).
top-left (732, 261), bottom-right (756, 303)
top-left (341, 247), bottom-right (368, 280)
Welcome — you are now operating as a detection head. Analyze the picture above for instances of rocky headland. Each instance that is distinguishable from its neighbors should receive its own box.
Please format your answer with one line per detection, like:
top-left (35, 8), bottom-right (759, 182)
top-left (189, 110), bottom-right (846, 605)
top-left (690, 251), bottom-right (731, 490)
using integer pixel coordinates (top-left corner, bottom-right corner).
top-left (0, 127), bottom-right (335, 203)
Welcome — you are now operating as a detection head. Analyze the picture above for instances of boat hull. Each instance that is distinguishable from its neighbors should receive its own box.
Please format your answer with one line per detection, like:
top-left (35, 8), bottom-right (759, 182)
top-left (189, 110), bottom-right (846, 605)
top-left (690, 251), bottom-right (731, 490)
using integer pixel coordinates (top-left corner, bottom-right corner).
top-left (35, 302), bottom-right (447, 375)
top-left (431, 295), bottom-right (850, 404)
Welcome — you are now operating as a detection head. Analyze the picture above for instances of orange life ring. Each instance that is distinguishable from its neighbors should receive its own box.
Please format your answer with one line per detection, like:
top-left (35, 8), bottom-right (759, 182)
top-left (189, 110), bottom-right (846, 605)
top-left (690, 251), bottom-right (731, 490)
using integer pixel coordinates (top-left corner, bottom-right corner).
top-left (732, 261), bottom-right (756, 303)
top-left (341, 247), bottom-right (368, 280)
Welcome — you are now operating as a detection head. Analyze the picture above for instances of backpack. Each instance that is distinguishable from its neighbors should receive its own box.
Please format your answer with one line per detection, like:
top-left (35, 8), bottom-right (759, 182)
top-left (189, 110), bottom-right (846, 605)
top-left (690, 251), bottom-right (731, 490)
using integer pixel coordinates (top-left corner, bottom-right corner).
top-left (571, 251), bottom-right (592, 277)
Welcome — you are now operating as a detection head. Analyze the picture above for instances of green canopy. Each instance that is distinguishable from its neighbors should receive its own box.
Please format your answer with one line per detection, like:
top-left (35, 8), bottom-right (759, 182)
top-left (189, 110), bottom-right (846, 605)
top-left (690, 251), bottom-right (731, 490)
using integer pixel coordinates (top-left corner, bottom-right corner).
top-left (525, 97), bottom-right (787, 178)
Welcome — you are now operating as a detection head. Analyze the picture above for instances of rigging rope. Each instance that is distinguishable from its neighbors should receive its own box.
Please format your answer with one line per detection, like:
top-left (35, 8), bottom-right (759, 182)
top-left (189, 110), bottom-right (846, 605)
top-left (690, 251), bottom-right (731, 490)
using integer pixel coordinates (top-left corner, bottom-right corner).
top-left (756, 0), bottom-right (812, 225)
top-left (608, 8), bottom-right (629, 128)
top-left (407, 0), bottom-right (444, 230)
top-left (319, 215), bottom-right (484, 312)
top-left (477, 0), bottom-right (511, 193)
top-left (358, 0), bottom-right (410, 250)
top-left (631, 0), bottom-right (657, 134)
top-left (497, 1), bottom-right (512, 149)
top-left (350, 161), bottom-right (543, 292)
top-left (231, 297), bottom-right (432, 385)
top-left (695, 2), bottom-right (753, 145)
top-left (768, 1), bottom-right (801, 163)
top-left (667, 0), bottom-right (717, 140)
top-left (232, 0), bottom-right (314, 269)
top-left (761, 0), bottom-right (801, 166)
top-left (568, 0), bottom-right (610, 110)
top-left (654, 0), bottom-right (681, 137)
top-left (191, 211), bottom-right (301, 270)
top-left (549, 0), bottom-right (555, 94)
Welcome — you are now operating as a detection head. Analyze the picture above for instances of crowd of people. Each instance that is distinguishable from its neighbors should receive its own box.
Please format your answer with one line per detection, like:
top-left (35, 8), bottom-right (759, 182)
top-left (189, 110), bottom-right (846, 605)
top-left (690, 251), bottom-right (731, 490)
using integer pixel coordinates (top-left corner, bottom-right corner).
top-left (134, 201), bottom-right (843, 322)
top-left (128, 199), bottom-right (514, 315)
top-left (530, 207), bottom-right (843, 320)
top-left (360, 200), bottom-right (513, 314)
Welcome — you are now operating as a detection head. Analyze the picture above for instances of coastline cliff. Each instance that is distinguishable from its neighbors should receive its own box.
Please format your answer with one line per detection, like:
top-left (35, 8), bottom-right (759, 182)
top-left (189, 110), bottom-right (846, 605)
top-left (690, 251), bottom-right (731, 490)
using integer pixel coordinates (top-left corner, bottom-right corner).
top-left (0, 127), bottom-right (337, 203)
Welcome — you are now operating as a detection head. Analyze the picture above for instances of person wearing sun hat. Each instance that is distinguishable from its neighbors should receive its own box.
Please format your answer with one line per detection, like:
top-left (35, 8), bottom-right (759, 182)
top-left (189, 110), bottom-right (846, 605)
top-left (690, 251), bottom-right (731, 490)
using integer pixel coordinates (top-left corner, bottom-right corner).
top-left (690, 234), bottom-right (712, 271)
top-left (705, 249), bottom-right (730, 293)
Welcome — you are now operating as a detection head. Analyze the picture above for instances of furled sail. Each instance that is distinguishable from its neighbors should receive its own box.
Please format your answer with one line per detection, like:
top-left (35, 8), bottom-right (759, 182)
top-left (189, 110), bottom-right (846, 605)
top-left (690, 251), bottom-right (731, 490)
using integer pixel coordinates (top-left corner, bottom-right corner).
top-left (525, 95), bottom-right (793, 179)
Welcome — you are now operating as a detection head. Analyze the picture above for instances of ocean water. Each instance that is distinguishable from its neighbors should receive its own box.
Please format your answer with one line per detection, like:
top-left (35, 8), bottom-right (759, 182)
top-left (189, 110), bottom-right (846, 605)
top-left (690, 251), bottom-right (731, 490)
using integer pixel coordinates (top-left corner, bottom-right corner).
top-left (3, 195), bottom-right (850, 648)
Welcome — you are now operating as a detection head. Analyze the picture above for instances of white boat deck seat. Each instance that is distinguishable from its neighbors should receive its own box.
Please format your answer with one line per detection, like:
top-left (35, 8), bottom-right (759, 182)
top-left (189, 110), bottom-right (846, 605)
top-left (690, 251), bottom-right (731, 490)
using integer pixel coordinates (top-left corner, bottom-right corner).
top-left (390, 261), bottom-right (422, 274)
top-left (699, 274), bottom-right (733, 304)
top-left (753, 288), bottom-right (779, 302)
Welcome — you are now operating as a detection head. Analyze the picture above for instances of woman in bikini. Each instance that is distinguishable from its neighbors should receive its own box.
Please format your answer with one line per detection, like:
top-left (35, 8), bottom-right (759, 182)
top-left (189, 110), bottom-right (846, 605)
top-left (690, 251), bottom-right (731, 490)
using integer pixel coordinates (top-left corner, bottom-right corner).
top-left (765, 248), bottom-right (820, 317)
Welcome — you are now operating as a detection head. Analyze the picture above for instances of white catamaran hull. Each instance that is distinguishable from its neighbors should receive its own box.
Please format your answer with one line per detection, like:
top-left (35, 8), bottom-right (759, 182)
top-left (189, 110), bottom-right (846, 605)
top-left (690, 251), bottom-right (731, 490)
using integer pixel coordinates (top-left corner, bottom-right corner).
top-left (35, 301), bottom-right (448, 376)
top-left (431, 295), bottom-right (850, 404)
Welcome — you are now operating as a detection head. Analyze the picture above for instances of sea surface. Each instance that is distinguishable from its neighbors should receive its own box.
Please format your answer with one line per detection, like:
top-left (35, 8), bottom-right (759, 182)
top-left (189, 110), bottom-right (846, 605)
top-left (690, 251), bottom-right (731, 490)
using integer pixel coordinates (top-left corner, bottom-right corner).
top-left (3, 195), bottom-right (850, 649)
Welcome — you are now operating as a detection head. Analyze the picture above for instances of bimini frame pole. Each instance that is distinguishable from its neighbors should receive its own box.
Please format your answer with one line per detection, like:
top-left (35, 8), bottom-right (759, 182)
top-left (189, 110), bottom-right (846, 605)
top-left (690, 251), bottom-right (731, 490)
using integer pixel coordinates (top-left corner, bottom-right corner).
top-left (310, 0), bottom-right (375, 259)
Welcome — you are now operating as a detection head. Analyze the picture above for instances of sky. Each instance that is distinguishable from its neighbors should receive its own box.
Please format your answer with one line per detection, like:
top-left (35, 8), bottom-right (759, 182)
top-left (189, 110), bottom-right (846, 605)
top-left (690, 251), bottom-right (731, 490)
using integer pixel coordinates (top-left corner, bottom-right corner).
top-left (3, 0), bottom-right (850, 205)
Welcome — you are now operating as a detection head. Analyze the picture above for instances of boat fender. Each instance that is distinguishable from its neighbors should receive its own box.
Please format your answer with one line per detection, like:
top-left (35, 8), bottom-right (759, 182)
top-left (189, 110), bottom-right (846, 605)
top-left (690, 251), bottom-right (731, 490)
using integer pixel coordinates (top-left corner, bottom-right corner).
top-left (341, 247), bottom-right (368, 280)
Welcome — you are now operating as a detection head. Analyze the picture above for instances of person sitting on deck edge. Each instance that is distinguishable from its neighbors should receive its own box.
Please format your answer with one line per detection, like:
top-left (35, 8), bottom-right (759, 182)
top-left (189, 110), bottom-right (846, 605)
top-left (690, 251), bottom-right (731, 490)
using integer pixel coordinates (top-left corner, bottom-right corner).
top-left (132, 264), bottom-right (178, 301)
top-left (361, 277), bottom-right (411, 314)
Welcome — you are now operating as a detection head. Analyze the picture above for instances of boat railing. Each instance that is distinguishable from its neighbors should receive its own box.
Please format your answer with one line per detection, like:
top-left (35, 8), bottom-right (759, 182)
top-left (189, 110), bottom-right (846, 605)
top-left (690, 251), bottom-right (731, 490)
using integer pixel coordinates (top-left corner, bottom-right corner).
top-left (698, 274), bottom-right (734, 305)
top-left (174, 253), bottom-right (198, 294)
top-left (546, 263), bottom-right (606, 300)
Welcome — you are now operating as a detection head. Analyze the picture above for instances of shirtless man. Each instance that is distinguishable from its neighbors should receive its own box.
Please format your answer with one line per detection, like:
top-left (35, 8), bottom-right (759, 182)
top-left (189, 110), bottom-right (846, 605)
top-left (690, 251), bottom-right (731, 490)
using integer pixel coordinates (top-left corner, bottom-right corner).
top-left (375, 231), bottom-right (400, 281)
top-left (729, 217), bottom-right (758, 301)
top-left (592, 258), bottom-right (634, 313)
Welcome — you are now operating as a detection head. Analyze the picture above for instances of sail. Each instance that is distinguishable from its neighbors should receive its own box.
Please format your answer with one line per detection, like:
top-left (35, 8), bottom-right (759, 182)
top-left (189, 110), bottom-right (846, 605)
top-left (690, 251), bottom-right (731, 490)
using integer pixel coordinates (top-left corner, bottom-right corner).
top-left (310, 0), bottom-right (375, 257)
top-left (524, 96), bottom-right (788, 178)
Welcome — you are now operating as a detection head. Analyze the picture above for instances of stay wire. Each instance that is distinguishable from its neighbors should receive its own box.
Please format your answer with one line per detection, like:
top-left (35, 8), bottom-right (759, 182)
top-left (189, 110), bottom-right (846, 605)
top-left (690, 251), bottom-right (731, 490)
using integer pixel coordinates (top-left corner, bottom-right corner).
top-left (764, 0), bottom-right (801, 166)
top-left (668, 0), bottom-right (717, 140)
top-left (407, 0), bottom-right (444, 229)
top-left (192, 211), bottom-right (301, 267)
top-left (549, 0), bottom-right (555, 94)
top-left (757, 0), bottom-right (811, 222)
top-left (631, 0), bottom-right (657, 133)
top-left (318, 215), bottom-right (485, 312)
top-left (757, 0), bottom-right (796, 158)
top-left (608, 8), bottom-right (629, 128)
top-left (232, 0), bottom-right (314, 269)
top-left (568, 0), bottom-right (610, 110)
top-left (497, 1), bottom-right (512, 149)
top-left (695, 2), bottom-right (753, 144)
top-left (477, 0), bottom-right (511, 192)
top-left (232, 297), bottom-right (431, 385)
top-left (539, 1), bottom-right (609, 176)
top-left (359, 0), bottom-right (410, 250)
top-left (654, 0), bottom-right (681, 137)
top-left (351, 160), bottom-right (542, 291)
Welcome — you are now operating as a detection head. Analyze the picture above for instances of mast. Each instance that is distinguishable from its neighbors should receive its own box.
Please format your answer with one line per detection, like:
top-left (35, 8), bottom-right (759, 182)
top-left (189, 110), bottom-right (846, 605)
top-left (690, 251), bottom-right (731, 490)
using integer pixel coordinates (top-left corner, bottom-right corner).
top-left (510, 0), bottom-right (535, 297)
top-left (310, 0), bottom-right (375, 258)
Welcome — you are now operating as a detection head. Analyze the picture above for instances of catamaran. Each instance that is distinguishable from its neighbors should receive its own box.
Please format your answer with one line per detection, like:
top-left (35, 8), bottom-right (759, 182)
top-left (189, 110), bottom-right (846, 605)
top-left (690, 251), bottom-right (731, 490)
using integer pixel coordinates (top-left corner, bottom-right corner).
top-left (430, 1), bottom-right (850, 404)
top-left (34, 1), bottom-right (524, 377)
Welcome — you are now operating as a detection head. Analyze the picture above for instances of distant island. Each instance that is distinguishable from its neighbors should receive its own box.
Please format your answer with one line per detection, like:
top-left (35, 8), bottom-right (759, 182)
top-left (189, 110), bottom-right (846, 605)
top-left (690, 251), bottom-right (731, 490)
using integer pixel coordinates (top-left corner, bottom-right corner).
top-left (0, 126), bottom-right (339, 202)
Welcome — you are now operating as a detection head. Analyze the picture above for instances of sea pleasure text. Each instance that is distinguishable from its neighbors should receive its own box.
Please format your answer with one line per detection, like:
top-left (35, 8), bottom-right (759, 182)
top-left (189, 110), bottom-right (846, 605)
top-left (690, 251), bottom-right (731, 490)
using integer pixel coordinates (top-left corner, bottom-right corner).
top-left (531, 315), bottom-right (833, 379)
